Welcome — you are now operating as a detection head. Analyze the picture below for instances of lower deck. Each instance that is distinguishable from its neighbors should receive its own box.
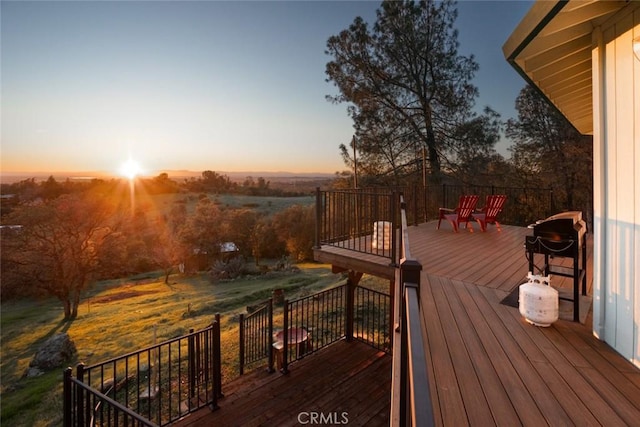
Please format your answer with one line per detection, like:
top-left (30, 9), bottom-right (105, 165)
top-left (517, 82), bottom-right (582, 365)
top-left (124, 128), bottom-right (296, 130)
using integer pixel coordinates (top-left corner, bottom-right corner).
top-left (173, 340), bottom-right (391, 427)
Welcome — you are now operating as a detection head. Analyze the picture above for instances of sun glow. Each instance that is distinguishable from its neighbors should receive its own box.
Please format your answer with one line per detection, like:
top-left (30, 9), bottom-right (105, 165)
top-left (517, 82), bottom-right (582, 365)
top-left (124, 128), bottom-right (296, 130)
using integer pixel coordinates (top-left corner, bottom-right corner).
top-left (119, 158), bottom-right (142, 180)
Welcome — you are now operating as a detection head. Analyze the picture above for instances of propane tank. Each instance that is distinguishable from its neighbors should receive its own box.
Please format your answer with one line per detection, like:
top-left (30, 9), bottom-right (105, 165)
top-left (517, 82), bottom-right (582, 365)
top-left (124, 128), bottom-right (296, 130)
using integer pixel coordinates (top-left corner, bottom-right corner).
top-left (519, 272), bottom-right (558, 327)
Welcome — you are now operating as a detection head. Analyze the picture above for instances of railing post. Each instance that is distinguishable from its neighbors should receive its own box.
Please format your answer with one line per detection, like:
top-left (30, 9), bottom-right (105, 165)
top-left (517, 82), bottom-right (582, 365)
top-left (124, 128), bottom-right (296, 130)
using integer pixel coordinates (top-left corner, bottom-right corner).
top-left (422, 185), bottom-right (428, 223)
top-left (188, 328), bottom-right (196, 398)
top-left (205, 322), bottom-right (215, 410)
top-left (314, 187), bottom-right (322, 249)
top-left (268, 299), bottom-right (275, 373)
top-left (282, 300), bottom-right (289, 374)
top-left (391, 192), bottom-right (398, 266)
top-left (345, 277), bottom-right (355, 342)
top-left (412, 184), bottom-right (418, 226)
top-left (398, 194), bottom-right (405, 267)
top-left (63, 367), bottom-right (72, 427)
top-left (214, 313), bottom-right (223, 399)
top-left (76, 363), bottom-right (85, 427)
top-left (400, 259), bottom-right (422, 291)
top-left (238, 313), bottom-right (245, 375)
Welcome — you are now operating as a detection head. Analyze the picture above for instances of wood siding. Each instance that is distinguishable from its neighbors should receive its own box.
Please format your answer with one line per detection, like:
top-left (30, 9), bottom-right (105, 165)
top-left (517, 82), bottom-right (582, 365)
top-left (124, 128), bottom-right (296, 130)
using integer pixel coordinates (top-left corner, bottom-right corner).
top-left (592, 6), bottom-right (640, 368)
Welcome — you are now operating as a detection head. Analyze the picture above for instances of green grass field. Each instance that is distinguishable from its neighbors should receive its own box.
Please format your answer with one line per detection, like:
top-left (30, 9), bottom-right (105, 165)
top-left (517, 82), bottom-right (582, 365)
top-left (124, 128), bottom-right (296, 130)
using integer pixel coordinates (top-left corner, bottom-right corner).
top-left (0, 263), bottom-right (387, 427)
top-left (135, 192), bottom-right (314, 218)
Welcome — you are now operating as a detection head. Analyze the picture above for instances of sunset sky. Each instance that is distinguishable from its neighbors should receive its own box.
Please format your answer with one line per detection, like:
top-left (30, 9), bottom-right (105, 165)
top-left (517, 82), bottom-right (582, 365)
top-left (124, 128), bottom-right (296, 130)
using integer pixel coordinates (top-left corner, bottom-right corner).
top-left (1, 1), bottom-right (532, 177)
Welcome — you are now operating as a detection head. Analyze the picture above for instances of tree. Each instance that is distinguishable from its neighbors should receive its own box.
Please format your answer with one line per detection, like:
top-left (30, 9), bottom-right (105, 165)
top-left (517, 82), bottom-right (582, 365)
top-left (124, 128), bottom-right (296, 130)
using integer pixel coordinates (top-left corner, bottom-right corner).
top-left (221, 209), bottom-right (258, 258)
top-left (272, 205), bottom-right (315, 262)
top-left (144, 172), bottom-right (180, 194)
top-left (506, 85), bottom-right (593, 213)
top-left (151, 219), bottom-right (187, 284)
top-left (445, 107), bottom-right (503, 184)
top-left (201, 170), bottom-right (233, 193)
top-left (179, 197), bottom-right (223, 263)
top-left (3, 193), bottom-right (118, 319)
top-left (250, 218), bottom-right (285, 265)
top-left (326, 0), bottom-right (495, 185)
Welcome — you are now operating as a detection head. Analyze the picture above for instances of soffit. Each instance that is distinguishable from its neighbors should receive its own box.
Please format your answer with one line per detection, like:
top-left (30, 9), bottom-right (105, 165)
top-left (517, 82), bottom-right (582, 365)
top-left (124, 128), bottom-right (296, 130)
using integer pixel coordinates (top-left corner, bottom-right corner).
top-left (503, 0), bottom-right (628, 135)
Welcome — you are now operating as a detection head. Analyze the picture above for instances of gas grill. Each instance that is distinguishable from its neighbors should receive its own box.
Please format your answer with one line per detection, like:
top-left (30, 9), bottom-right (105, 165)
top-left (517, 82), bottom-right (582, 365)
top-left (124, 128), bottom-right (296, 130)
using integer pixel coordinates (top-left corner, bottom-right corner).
top-left (525, 211), bottom-right (587, 322)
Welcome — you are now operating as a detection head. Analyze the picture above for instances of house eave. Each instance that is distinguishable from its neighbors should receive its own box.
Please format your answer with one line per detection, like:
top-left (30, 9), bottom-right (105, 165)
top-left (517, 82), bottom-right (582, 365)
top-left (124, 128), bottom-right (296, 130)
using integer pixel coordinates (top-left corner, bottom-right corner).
top-left (503, 0), bottom-right (630, 135)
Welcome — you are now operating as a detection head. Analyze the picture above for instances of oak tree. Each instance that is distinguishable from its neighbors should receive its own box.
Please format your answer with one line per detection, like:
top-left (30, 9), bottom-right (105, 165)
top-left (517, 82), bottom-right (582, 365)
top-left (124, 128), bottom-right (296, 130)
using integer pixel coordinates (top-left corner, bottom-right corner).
top-left (3, 193), bottom-right (118, 319)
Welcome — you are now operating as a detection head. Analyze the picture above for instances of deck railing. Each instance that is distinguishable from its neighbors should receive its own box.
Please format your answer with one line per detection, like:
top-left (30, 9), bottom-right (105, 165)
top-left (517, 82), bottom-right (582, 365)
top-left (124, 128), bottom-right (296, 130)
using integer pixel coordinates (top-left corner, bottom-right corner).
top-left (281, 284), bottom-right (348, 373)
top-left (280, 282), bottom-right (391, 373)
top-left (315, 188), bottom-right (400, 265)
top-left (239, 299), bottom-right (274, 374)
top-left (315, 185), bottom-right (555, 246)
top-left (63, 371), bottom-right (158, 427)
top-left (434, 184), bottom-right (555, 227)
top-left (353, 285), bottom-right (392, 352)
top-left (390, 195), bottom-right (434, 427)
top-left (63, 318), bottom-right (222, 427)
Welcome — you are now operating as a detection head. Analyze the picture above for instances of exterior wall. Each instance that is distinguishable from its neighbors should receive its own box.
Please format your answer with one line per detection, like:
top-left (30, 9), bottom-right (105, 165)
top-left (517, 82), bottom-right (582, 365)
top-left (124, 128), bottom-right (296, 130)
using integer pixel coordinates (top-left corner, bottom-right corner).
top-left (592, 8), bottom-right (640, 368)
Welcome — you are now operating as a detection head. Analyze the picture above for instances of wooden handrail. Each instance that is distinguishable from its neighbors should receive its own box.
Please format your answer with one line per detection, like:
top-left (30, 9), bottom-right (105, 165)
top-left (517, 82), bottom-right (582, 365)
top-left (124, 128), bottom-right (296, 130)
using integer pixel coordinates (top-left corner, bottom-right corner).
top-left (404, 283), bottom-right (434, 426)
top-left (391, 194), bottom-right (434, 427)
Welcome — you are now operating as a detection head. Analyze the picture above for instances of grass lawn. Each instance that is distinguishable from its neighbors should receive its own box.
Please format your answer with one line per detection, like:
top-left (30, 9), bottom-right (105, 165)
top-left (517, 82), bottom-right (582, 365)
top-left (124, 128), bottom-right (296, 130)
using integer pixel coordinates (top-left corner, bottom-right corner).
top-left (134, 192), bottom-right (314, 218)
top-left (0, 262), bottom-right (389, 427)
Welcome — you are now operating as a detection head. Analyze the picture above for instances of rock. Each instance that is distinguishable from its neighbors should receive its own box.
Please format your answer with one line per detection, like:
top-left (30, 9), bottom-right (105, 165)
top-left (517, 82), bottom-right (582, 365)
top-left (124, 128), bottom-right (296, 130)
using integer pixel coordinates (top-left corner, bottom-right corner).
top-left (29, 333), bottom-right (77, 370)
top-left (24, 367), bottom-right (44, 378)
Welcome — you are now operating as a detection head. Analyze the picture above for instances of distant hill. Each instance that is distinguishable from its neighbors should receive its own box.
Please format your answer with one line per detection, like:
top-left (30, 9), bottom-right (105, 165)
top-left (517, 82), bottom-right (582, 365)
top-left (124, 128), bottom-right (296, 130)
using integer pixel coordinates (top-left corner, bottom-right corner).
top-left (160, 170), bottom-right (335, 181)
top-left (0, 170), bottom-right (336, 184)
top-left (0, 171), bottom-right (112, 184)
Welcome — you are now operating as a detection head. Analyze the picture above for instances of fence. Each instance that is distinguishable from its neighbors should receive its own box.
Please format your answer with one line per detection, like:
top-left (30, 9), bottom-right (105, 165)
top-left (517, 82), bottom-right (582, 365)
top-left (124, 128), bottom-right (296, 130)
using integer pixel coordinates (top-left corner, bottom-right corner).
top-left (280, 283), bottom-right (391, 373)
top-left (239, 299), bottom-right (274, 375)
top-left (63, 372), bottom-right (158, 427)
top-left (63, 318), bottom-right (222, 427)
top-left (314, 188), bottom-right (399, 265)
top-left (353, 285), bottom-right (392, 352)
top-left (280, 284), bottom-right (347, 373)
top-left (395, 184), bottom-right (555, 226)
top-left (315, 185), bottom-right (555, 264)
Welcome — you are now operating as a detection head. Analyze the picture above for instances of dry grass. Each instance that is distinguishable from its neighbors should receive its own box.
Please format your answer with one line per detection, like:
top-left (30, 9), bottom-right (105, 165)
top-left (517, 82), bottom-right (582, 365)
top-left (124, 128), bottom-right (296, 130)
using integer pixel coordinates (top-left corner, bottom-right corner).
top-left (0, 263), bottom-right (384, 427)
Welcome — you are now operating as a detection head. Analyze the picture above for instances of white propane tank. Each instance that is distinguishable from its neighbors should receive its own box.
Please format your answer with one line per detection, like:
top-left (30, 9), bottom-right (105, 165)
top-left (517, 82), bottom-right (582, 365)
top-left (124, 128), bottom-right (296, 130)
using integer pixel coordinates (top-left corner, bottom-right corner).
top-left (519, 272), bottom-right (558, 327)
top-left (372, 221), bottom-right (391, 250)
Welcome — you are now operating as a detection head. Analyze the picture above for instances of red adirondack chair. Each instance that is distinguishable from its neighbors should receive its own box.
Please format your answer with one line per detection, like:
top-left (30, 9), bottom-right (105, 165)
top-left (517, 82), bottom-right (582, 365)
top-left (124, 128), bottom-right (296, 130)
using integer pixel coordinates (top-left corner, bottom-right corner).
top-left (437, 195), bottom-right (480, 232)
top-left (472, 194), bottom-right (507, 232)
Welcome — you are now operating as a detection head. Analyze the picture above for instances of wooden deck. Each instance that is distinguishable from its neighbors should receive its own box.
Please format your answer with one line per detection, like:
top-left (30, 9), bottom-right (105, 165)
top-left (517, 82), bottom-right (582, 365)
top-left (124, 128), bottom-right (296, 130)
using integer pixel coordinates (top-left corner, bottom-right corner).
top-left (173, 340), bottom-right (391, 427)
top-left (314, 237), bottom-right (396, 280)
top-left (408, 222), bottom-right (640, 425)
top-left (174, 222), bottom-right (640, 426)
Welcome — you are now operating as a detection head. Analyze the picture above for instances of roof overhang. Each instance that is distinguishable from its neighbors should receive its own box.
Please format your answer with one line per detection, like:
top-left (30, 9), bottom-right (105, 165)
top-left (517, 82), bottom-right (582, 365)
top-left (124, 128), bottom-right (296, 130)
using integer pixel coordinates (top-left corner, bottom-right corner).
top-left (503, 0), bottom-right (630, 135)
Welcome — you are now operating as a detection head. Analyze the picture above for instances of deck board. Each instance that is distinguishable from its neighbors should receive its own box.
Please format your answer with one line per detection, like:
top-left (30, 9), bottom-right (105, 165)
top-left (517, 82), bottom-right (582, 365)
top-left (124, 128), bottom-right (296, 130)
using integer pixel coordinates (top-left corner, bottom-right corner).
top-left (172, 340), bottom-right (391, 427)
top-left (406, 222), bottom-right (640, 426)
